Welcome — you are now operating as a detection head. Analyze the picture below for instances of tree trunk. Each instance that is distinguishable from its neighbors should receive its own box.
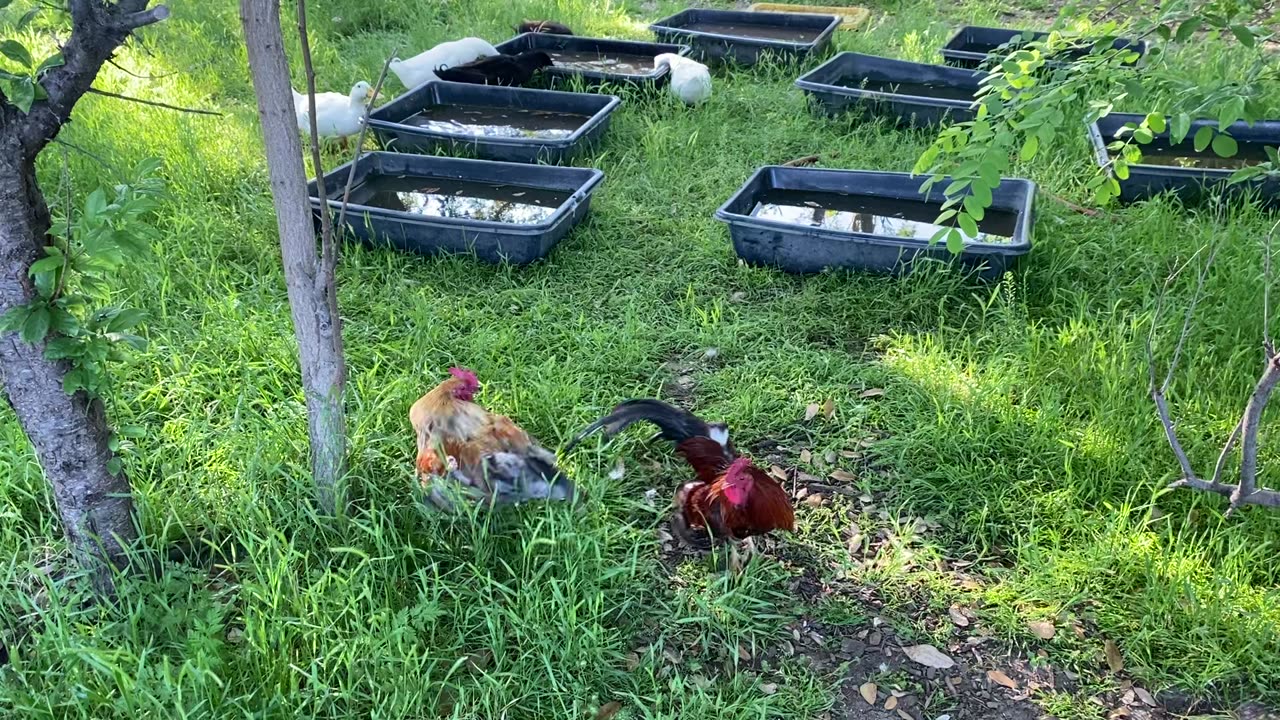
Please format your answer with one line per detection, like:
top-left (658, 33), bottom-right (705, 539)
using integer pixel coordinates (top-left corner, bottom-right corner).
top-left (240, 0), bottom-right (348, 512)
top-left (0, 145), bottom-right (135, 582)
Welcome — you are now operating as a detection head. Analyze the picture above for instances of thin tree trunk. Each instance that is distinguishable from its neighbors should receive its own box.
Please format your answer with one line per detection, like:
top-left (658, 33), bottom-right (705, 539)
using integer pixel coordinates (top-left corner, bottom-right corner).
top-left (240, 0), bottom-right (348, 513)
top-left (0, 147), bottom-right (135, 586)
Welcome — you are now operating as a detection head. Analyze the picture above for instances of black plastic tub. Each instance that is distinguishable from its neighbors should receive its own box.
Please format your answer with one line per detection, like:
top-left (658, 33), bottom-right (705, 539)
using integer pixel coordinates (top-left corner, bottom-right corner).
top-left (795, 52), bottom-right (983, 128)
top-left (714, 166), bottom-right (1035, 278)
top-left (941, 26), bottom-right (1147, 70)
top-left (307, 152), bottom-right (604, 265)
top-left (1087, 113), bottom-right (1280, 205)
top-left (495, 33), bottom-right (690, 88)
top-left (367, 81), bottom-right (622, 165)
top-left (649, 8), bottom-right (841, 65)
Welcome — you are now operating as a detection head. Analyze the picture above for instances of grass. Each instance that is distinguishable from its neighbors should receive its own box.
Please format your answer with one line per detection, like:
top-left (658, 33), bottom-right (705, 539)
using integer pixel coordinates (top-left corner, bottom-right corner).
top-left (2, 0), bottom-right (1279, 717)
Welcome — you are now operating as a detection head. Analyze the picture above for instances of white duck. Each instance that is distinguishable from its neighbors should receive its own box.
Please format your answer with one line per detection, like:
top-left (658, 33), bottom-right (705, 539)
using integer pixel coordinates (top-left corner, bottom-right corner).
top-left (655, 53), bottom-right (712, 106)
top-left (292, 81), bottom-right (372, 144)
top-left (389, 37), bottom-right (501, 89)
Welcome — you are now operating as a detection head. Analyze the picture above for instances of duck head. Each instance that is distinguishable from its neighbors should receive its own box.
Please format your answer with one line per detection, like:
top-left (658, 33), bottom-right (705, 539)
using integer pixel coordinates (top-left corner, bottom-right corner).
top-left (349, 81), bottom-right (373, 105)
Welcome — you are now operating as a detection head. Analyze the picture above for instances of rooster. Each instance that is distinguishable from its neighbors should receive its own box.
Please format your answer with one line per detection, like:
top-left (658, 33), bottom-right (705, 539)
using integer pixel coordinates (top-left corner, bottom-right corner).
top-left (410, 368), bottom-right (574, 510)
top-left (567, 399), bottom-right (794, 569)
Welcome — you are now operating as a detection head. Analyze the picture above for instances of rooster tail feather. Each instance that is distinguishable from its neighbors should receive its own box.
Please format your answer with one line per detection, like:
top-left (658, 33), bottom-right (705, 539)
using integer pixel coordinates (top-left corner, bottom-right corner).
top-left (565, 399), bottom-right (712, 453)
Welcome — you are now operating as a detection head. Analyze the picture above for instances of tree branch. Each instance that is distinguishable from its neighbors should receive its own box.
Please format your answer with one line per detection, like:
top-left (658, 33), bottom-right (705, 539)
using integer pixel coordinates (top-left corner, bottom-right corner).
top-left (17, 1), bottom-right (170, 158)
top-left (296, 0), bottom-right (335, 285)
top-left (86, 87), bottom-right (223, 116)
top-left (116, 4), bottom-right (170, 31)
top-left (1234, 352), bottom-right (1280, 508)
top-left (336, 48), bottom-right (397, 234)
top-left (1167, 476), bottom-right (1280, 507)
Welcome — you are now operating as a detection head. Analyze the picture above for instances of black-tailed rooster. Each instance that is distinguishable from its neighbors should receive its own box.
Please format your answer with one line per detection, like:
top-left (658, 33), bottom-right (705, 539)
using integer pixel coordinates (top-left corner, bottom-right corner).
top-left (567, 399), bottom-right (794, 569)
top-left (410, 367), bottom-right (574, 510)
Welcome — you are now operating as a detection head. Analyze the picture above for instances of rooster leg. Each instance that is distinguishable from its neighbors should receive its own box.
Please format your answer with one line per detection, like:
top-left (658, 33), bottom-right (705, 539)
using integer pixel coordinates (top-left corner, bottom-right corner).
top-left (727, 541), bottom-right (745, 576)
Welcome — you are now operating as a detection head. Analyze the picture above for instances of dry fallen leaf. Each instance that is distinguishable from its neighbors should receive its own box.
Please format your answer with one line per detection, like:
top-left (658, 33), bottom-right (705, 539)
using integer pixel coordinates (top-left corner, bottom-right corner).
top-left (822, 398), bottom-right (836, 419)
top-left (799, 449), bottom-right (812, 464)
top-left (901, 644), bottom-right (955, 669)
top-left (859, 388), bottom-right (886, 398)
top-left (884, 695), bottom-right (898, 710)
top-left (1072, 623), bottom-right (1087, 639)
top-left (770, 465), bottom-right (788, 481)
top-left (760, 682), bottom-right (779, 695)
top-left (625, 652), bottom-right (641, 671)
top-left (803, 494), bottom-right (825, 506)
top-left (1028, 620), bottom-right (1056, 640)
top-left (595, 701), bottom-right (623, 720)
top-left (948, 606), bottom-right (970, 627)
top-left (738, 643), bottom-right (752, 661)
top-left (609, 458), bottom-right (626, 481)
top-left (897, 710), bottom-right (913, 720)
top-left (226, 627), bottom-right (244, 644)
top-left (987, 669), bottom-right (1018, 690)
top-left (804, 403), bottom-right (820, 421)
top-left (859, 682), bottom-right (878, 705)
top-left (829, 469), bottom-right (857, 482)
top-left (1133, 687), bottom-right (1156, 707)
top-left (1104, 639), bottom-right (1124, 673)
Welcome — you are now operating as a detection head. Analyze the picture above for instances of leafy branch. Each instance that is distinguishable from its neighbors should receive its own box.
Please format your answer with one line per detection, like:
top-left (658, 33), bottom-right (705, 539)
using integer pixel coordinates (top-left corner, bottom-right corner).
top-left (912, 0), bottom-right (1278, 253)
top-left (0, 157), bottom-right (166, 401)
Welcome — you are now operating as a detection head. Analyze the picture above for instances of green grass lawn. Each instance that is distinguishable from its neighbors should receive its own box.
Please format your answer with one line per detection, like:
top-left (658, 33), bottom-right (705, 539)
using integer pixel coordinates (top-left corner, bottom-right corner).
top-left (2, 0), bottom-right (1278, 717)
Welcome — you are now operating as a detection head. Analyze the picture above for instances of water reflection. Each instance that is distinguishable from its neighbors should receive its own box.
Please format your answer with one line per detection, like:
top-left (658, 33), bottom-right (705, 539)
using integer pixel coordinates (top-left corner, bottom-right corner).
top-left (749, 189), bottom-right (1015, 243)
top-left (403, 104), bottom-right (591, 140)
top-left (350, 175), bottom-right (569, 224)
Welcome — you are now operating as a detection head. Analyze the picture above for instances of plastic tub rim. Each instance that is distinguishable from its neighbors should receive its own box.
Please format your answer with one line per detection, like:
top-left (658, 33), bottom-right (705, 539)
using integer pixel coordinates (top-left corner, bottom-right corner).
top-left (648, 8), bottom-right (843, 50)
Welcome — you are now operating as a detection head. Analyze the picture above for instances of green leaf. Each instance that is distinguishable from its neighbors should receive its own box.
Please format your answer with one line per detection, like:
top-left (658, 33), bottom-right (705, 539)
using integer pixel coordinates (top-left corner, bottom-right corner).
top-left (1171, 113), bottom-right (1192, 143)
top-left (1133, 128), bottom-right (1153, 144)
top-left (36, 52), bottom-right (64, 75)
top-left (945, 228), bottom-right (964, 254)
top-left (1175, 18), bottom-right (1201, 42)
top-left (0, 39), bottom-right (33, 68)
top-left (16, 9), bottom-right (40, 31)
top-left (1230, 25), bottom-right (1256, 47)
top-left (1229, 166), bottom-right (1265, 184)
top-left (1193, 126), bottom-right (1214, 152)
top-left (1219, 96), bottom-right (1245, 130)
top-left (85, 188), bottom-right (107, 220)
top-left (5, 77), bottom-right (35, 113)
top-left (1211, 133), bottom-right (1238, 158)
top-left (1265, 146), bottom-right (1279, 165)
top-left (45, 337), bottom-right (82, 360)
top-left (63, 369), bottom-right (87, 395)
top-left (21, 305), bottom-right (51, 343)
top-left (934, 208), bottom-right (958, 224)
top-left (106, 457), bottom-right (124, 476)
top-left (1145, 112), bottom-right (1166, 134)
top-left (28, 255), bottom-right (62, 277)
top-left (1114, 160), bottom-right (1130, 180)
top-left (106, 308), bottom-right (147, 333)
top-left (962, 194), bottom-right (986, 221)
top-left (0, 1), bottom-right (14, 9)
top-left (972, 180), bottom-right (993, 208)
top-left (1020, 136), bottom-right (1039, 162)
top-left (0, 305), bottom-right (31, 333)
top-left (958, 212), bottom-right (979, 240)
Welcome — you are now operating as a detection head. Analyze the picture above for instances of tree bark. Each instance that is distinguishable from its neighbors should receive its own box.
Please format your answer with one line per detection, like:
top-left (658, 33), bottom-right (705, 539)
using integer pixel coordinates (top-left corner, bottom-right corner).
top-left (0, 151), bottom-right (135, 580)
top-left (240, 0), bottom-right (348, 513)
top-left (0, 1), bottom-right (171, 583)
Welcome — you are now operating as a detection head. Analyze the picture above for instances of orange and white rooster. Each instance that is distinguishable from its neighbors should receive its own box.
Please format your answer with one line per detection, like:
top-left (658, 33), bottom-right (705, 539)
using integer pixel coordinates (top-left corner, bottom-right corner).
top-left (410, 367), bottom-right (574, 510)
